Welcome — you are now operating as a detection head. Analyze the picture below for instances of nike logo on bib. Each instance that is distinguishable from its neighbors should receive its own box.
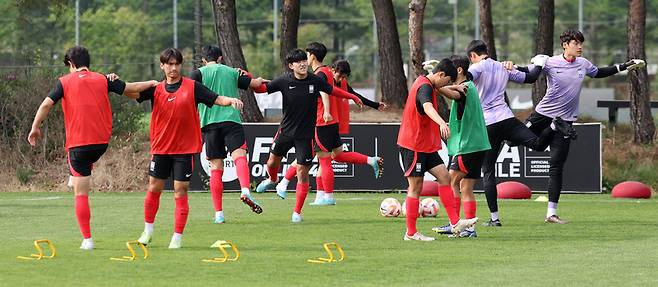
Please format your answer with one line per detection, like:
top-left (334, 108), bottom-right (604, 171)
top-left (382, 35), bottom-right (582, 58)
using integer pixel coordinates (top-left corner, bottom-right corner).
top-left (289, 86), bottom-right (296, 89)
top-left (168, 97), bottom-right (176, 102)
top-left (185, 173), bottom-right (192, 178)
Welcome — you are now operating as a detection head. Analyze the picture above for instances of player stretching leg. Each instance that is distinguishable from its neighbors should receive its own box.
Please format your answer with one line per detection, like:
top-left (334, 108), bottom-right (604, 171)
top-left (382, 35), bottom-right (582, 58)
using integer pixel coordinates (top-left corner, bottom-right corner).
top-left (191, 45), bottom-right (267, 223)
top-left (277, 59), bottom-right (387, 204)
top-left (254, 49), bottom-right (362, 222)
top-left (28, 46), bottom-right (156, 250)
top-left (526, 29), bottom-right (644, 224)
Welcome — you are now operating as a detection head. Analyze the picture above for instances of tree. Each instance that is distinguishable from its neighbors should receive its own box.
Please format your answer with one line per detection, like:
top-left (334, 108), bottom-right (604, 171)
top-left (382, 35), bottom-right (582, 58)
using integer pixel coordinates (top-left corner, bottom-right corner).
top-left (627, 0), bottom-right (654, 144)
top-left (531, 0), bottom-right (554, 106)
top-left (408, 0), bottom-right (426, 79)
top-left (372, 0), bottom-right (408, 108)
top-left (280, 0), bottom-right (300, 71)
top-left (211, 0), bottom-right (264, 122)
top-left (193, 0), bottom-right (203, 69)
top-left (478, 0), bottom-right (497, 60)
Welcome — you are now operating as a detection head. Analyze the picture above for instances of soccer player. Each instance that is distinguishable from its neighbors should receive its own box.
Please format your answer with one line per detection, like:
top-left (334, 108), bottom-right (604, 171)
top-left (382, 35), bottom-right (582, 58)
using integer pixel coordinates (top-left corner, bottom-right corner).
top-left (130, 48), bottom-right (244, 248)
top-left (397, 58), bottom-right (477, 241)
top-left (254, 48), bottom-right (363, 223)
top-left (27, 46), bottom-right (157, 250)
top-left (431, 55), bottom-right (491, 238)
top-left (274, 57), bottom-right (386, 205)
top-left (190, 45), bottom-right (267, 224)
top-left (525, 29), bottom-right (644, 224)
top-left (463, 39), bottom-right (559, 227)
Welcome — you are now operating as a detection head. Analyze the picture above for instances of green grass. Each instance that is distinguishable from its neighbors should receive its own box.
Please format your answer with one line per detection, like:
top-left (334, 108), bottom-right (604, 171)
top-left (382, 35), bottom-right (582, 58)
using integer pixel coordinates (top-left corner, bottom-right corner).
top-left (2, 192), bottom-right (658, 286)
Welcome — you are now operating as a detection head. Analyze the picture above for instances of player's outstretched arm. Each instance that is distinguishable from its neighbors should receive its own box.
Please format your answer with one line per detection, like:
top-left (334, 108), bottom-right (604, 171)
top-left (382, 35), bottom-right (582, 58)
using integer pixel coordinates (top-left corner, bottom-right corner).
top-left (125, 80), bottom-right (159, 94)
top-left (422, 102), bottom-right (450, 139)
top-left (593, 59), bottom-right (645, 78)
top-left (329, 86), bottom-right (363, 107)
top-left (215, 95), bottom-right (243, 110)
top-left (347, 83), bottom-right (383, 110)
top-left (27, 98), bottom-right (55, 146)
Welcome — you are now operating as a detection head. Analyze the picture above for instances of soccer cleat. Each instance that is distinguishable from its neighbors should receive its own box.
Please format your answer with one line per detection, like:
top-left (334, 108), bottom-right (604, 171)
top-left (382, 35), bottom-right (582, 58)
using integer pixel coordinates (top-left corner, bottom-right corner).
top-left (214, 213), bottom-right (225, 224)
top-left (482, 218), bottom-right (502, 227)
top-left (240, 193), bottom-right (263, 214)
top-left (545, 215), bottom-right (569, 224)
top-left (79, 238), bottom-right (94, 250)
top-left (256, 179), bottom-right (275, 193)
top-left (275, 182), bottom-right (287, 199)
top-left (553, 117), bottom-right (577, 140)
top-left (459, 228), bottom-right (478, 238)
top-left (168, 236), bottom-right (182, 249)
top-left (137, 231), bottom-right (152, 245)
top-left (431, 224), bottom-right (453, 235)
top-left (403, 232), bottom-right (435, 241)
top-left (370, 157), bottom-right (384, 178)
top-left (291, 212), bottom-right (303, 223)
top-left (310, 198), bottom-right (336, 206)
top-left (450, 217), bottom-right (479, 235)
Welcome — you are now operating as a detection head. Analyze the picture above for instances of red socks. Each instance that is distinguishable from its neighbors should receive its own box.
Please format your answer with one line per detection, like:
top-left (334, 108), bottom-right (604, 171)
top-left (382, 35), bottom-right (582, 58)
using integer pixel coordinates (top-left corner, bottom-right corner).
top-left (319, 157), bottom-right (334, 194)
top-left (454, 195), bottom-right (462, 218)
top-left (405, 196), bottom-right (420, 236)
top-left (333, 151), bottom-right (368, 165)
top-left (75, 195), bottom-right (91, 239)
top-left (438, 185), bottom-right (460, 225)
top-left (144, 191), bottom-right (161, 224)
top-left (284, 165), bottom-right (297, 181)
top-left (267, 165), bottom-right (279, 182)
top-left (174, 195), bottom-right (189, 234)
top-left (294, 183), bottom-right (309, 213)
top-left (210, 169), bottom-right (223, 211)
top-left (234, 156), bottom-right (251, 189)
top-left (464, 201), bottom-right (476, 219)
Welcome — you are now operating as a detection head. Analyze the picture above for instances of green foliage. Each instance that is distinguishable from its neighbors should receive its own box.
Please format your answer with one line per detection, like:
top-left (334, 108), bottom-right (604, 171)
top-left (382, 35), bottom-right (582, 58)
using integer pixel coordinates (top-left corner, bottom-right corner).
top-left (2, 192), bottom-right (658, 286)
top-left (15, 167), bottom-right (35, 184)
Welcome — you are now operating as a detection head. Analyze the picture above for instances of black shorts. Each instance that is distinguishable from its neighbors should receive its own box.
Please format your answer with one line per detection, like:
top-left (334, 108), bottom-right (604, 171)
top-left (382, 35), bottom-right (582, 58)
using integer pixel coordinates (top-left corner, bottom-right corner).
top-left (271, 131), bottom-right (314, 166)
top-left (449, 151), bottom-right (487, 179)
top-left (149, 154), bottom-right (195, 182)
top-left (399, 147), bottom-right (444, 177)
top-left (314, 124), bottom-right (342, 152)
top-left (67, 144), bottom-right (108, 177)
top-left (202, 122), bottom-right (248, 159)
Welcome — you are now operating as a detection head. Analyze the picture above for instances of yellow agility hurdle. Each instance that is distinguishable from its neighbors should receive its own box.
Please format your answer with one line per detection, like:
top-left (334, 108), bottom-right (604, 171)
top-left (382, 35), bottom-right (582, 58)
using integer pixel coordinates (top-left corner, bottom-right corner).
top-left (307, 242), bottom-right (345, 264)
top-left (110, 240), bottom-right (149, 261)
top-left (203, 240), bottom-right (240, 263)
top-left (17, 239), bottom-right (56, 260)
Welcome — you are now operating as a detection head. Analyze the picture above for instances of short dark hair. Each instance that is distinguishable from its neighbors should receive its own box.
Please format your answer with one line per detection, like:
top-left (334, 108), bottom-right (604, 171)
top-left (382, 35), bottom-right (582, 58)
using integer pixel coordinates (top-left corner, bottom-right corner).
top-left (466, 40), bottom-right (488, 56)
top-left (160, 48), bottom-right (183, 64)
top-left (305, 42), bottom-right (327, 62)
top-left (560, 29), bottom-right (585, 45)
top-left (201, 45), bottom-right (222, 62)
top-left (63, 46), bottom-right (90, 68)
top-left (285, 49), bottom-right (307, 64)
top-left (433, 58), bottom-right (457, 83)
top-left (332, 59), bottom-right (351, 76)
top-left (449, 55), bottom-right (470, 76)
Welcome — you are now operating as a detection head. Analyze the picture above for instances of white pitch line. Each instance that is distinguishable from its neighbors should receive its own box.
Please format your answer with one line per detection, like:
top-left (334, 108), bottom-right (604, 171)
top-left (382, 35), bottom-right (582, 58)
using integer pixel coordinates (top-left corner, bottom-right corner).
top-left (0, 196), bottom-right (64, 201)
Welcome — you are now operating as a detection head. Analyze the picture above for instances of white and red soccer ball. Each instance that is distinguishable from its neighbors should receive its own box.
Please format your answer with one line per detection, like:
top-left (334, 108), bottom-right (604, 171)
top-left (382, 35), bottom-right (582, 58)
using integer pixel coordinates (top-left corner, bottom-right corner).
top-left (420, 198), bottom-right (440, 217)
top-left (380, 198), bottom-right (401, 217)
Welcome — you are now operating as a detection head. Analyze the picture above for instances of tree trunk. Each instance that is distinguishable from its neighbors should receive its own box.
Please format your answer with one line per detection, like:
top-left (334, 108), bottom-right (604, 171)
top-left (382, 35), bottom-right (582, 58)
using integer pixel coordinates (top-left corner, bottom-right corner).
top-left (372, 0), bottom-right (408, 108)
top-left (408, 0), bottom-right (426, 79)
top-left (627, 0), bottom-right (655, 144)
top-left (531, 0), bottom-right (554, 106)
top-left (280, 0), bottom-right (300, 72)
top-left (478, 0), bottom-right (496, 60)
top-left (211, 0), bottom-right (264, 122)
top-left (193, 0), bottom-right (203, 68)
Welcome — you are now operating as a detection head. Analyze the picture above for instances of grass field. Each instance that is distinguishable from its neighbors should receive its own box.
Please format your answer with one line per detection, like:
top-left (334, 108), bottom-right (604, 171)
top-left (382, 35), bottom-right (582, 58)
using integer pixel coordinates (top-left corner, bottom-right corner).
top-left (2, 192), bottom-right (658, 286)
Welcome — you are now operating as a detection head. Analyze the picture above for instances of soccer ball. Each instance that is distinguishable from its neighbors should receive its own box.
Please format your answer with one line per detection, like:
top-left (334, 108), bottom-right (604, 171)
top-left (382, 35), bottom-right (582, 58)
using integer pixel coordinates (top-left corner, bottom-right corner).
top-left (401, 199), bottom-right (422, 217)
top-left (420, 198), bottom-right (440, 217)
top-left (380, 198), bottom-right (401, 217)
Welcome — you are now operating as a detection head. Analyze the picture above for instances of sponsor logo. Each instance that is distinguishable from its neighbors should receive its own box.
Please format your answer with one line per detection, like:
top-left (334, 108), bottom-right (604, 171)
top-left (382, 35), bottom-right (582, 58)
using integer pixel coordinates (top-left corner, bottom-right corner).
top-left (149, 161), bottom-right (155, 172)
top-left (185, 173), bottom-right (192, 178)
top-left (167, 97), bottom-right (176, 102)
top-left (309, 85), bottom-right (314, 93)
top-left (415, 163), bottom-right (422, 172)
top-left (289, 86), bottom-right (296, 89)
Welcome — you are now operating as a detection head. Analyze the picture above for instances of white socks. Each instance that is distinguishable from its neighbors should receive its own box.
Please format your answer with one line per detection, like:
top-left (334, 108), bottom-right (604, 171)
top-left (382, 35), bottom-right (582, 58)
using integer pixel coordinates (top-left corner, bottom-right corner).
top-left (547, 202), bottom-right (558, 217)
top-left (241, 187), bottom-right (250, 195)
top-left (491, 212), bottom-right (499, 221)
top-left (144, 222), bottom-right (154, 234)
